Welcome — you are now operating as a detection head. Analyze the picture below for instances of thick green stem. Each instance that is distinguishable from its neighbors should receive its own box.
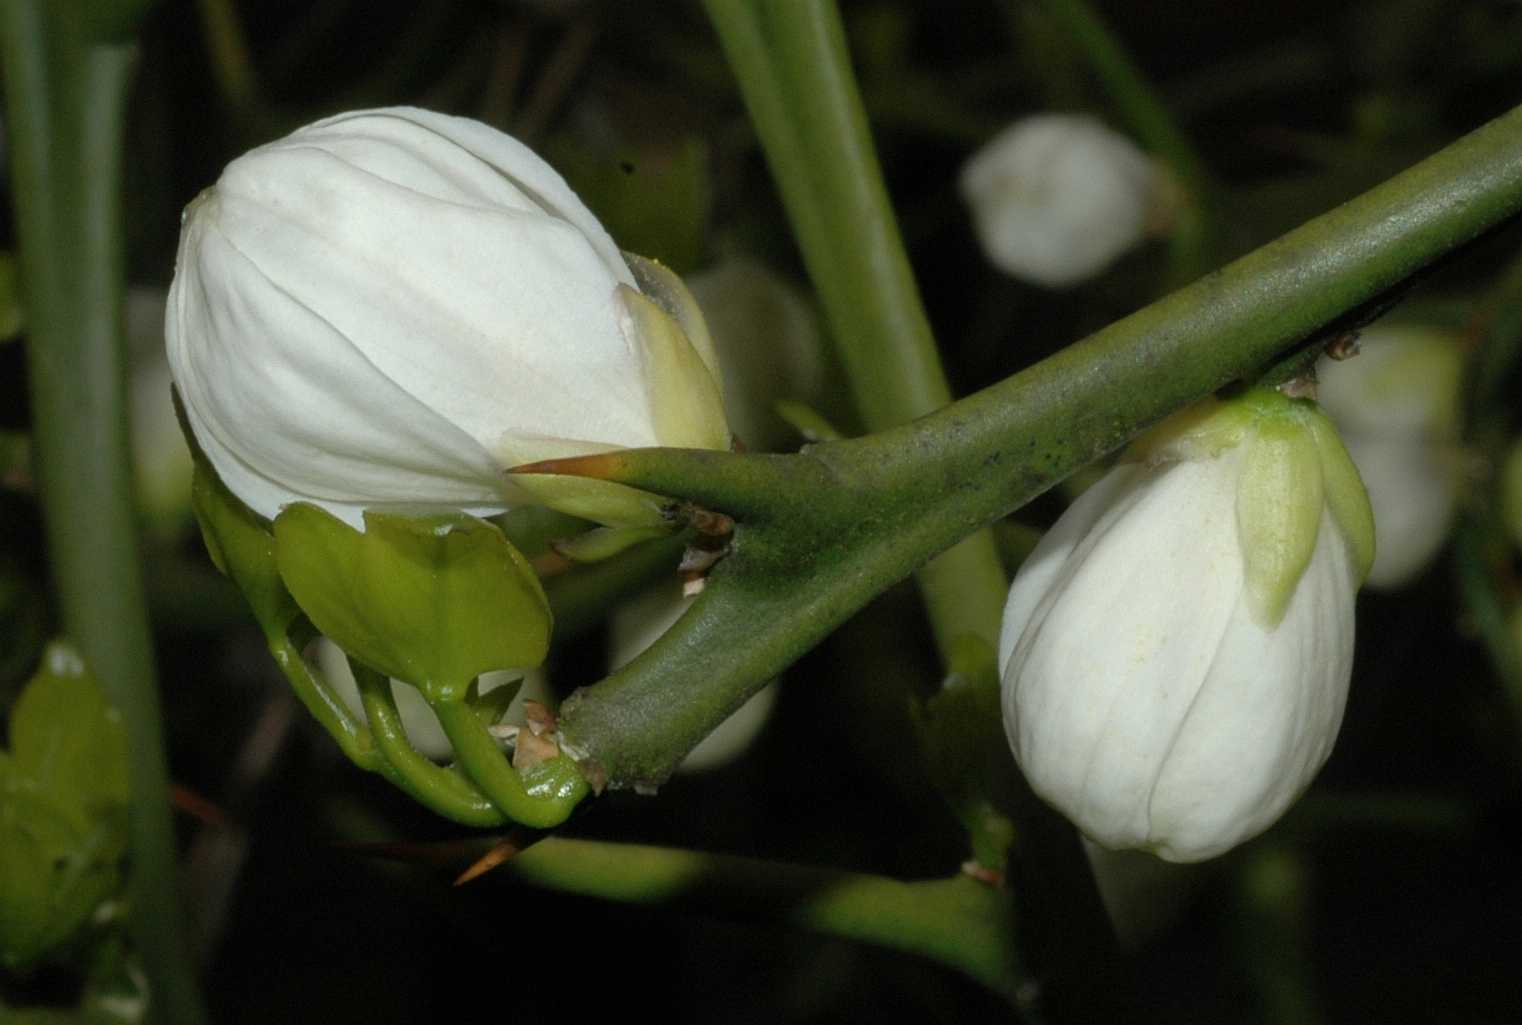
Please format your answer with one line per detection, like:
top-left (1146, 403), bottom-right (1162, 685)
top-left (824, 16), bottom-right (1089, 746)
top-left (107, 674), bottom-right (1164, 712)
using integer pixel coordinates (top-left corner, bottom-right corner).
top-left (702, 0), bottom-right (1006, 658)
top-left (499, 837), bottom-right (1029, 1004)
top-left (561, 100), bottom-right (1522, 786)
top-left (1, 6), bottom-right (206, 1022)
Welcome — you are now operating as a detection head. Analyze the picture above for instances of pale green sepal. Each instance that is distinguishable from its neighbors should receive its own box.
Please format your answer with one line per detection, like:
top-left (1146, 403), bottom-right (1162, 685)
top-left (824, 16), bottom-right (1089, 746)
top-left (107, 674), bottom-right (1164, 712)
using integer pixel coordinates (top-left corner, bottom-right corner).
top-left (511, 472), bottom-right (671, 529)
top-left (617, 283), bottom-right (731, 451)
top-left (1305, 410), bottom-right (1377, 583)
top-left (624, 252), bottom-right (722, 384)
top-left (553, 524), bottom-right (673, 563)
top-left (272, 505), bottom-right (551, 704)
top-left (1237, 417), bottom-right (1326, 627)
top-left (774, 399), bottom-right (846, 443)
top-left (1124, 396), bottom-right (1253, 464)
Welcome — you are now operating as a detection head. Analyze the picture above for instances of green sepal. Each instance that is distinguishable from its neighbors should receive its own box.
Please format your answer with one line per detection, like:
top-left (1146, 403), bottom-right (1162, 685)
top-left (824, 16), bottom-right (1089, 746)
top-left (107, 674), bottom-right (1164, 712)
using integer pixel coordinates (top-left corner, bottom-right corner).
top-left (509, 471), bottom-right (672, 530)
top-left (178, 389), bottom-right (299, 634)
top-left (1305, 410), bottom-right (1377, 583)
top-left (1237, 415), bottom-right (1325, 627)
top-left (272, 506), bottom-right (551, 704)
top-left (624, 252), bottom-right (722, 385)
top-left (1124, 395), bottom-right (1253, 464)
top-left (552, 524), bottom-right (673, 563)
top-left (616, 282), bottom-right (731, 452)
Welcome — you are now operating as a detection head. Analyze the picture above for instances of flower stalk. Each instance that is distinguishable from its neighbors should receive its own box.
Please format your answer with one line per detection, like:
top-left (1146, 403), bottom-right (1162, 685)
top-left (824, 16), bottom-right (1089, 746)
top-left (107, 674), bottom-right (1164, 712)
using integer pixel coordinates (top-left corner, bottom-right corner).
top-left (0, 4), bottom-right (206, 1021)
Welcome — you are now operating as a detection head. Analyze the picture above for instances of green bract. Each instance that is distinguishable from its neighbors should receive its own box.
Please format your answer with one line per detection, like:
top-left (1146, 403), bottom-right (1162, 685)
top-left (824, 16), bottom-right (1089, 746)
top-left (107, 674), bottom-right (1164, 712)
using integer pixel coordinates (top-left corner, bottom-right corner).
top-left (1126, 388), bottom-right (1375, 627)
top-left (0, 643), bottom-right (128, 971)
top-left (272, 505), bottom-right (551, 703)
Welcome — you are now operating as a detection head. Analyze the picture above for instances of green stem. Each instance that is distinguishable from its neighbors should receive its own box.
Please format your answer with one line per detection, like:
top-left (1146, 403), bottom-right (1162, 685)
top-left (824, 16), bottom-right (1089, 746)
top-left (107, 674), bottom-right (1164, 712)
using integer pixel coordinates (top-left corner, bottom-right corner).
top-left (0, 7), bottom-right (206, 1022)
top-left (350, 661), bottom-right (509, 828)
top-left (1034, 0), bottom-right (1217, 282)
top-left (562, 100), bottom-right (1522, 786)
top-left (702, 0), bottom-right (1006, 658)
top-left (500, 837), bottom-right (1029, 1004)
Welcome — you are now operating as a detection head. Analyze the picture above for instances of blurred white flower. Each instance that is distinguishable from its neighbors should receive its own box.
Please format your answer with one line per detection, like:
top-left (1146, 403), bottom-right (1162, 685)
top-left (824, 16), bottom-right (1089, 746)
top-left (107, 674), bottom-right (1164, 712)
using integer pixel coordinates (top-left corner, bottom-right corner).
top-left (1000, 391), bottom-right (1372, 862)
top-left (167, 106), bottom-right (728, 530)
top-left (1317, 325), bottom-right (1465, 588)
top-left (959, 114), bottom-right (1160, 288)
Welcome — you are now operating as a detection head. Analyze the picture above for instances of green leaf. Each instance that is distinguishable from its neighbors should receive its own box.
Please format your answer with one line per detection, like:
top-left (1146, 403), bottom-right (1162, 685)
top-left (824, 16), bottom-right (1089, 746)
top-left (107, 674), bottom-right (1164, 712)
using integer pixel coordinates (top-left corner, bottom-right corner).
top-left (273, 506), bottom-right (551, 703)
top-left (8, 643), bottom-right (129, 826)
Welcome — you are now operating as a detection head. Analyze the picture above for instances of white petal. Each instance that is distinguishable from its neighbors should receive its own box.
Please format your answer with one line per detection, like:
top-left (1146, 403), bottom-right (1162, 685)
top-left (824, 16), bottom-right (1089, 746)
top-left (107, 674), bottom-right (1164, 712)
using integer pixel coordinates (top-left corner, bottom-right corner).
top-left (214, 146), bottom-right (658, 455)
top-left (167, 202), bottom-right (513, 523)
top-left (1145, 514), bottom-right (1354, 860)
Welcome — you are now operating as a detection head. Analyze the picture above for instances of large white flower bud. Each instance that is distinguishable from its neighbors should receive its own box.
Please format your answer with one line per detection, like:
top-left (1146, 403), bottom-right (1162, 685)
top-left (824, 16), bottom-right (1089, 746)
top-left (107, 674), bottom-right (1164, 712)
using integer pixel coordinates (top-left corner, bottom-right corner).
top-left (958, 114), bottom-right (1160, 288)
top-left (167, 107), bottom-right (729, 529)
top-left (1316, 325), bottom-right (1466, 588)
top-left (999, 391), bottom-right (1374, 862)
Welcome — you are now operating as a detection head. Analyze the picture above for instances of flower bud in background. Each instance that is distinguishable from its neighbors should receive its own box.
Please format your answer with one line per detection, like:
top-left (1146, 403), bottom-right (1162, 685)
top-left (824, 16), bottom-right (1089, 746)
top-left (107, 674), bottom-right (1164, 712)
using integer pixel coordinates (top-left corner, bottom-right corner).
top-left (610, 581), bottom-right (777, 773)
top-left (958, 114), bottom-right (1163, 288)
top-left (314, 639), bottom-right (549, 762)
top-left (1316, 325), bottom-right (1466, 588)
top-left (127, 288), bottom-right (194, 539)
top-left (686, 258), bottom-right (828, 452)
top-left (1502, 436), bottom-right (1522, 553)
top-left (167, 107), bottom-right (729, 530)
top-left (1000, 390), bottom-right (1373, 862)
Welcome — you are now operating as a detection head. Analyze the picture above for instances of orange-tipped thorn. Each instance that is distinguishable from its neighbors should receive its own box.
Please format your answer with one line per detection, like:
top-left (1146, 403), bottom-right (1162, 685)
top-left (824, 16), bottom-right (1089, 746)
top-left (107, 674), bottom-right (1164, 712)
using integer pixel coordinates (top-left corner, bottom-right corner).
top-left (454, 837), bottom-right (524, 886)
top-left (507, 452), bottom-right (626, 480)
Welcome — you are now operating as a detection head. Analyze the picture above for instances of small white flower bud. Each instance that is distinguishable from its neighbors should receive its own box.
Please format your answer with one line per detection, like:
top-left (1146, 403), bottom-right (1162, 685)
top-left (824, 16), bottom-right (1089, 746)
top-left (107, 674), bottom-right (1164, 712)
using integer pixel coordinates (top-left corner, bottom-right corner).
top-left (1000, 391), bottom-right (1372, 862)
top-left (167, 107), bottom-right (729, 529)
top-left (1316, 325), bottom-right (1465, 588)
top-left (959, 114), bottom-right (1159, 288)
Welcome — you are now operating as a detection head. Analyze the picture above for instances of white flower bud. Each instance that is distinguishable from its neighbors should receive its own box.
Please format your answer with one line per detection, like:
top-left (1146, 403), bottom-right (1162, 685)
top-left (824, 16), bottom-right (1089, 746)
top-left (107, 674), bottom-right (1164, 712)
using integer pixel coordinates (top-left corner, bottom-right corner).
top-left (1000, 391), bottom-right (1373, 862)
top-left (959, 114), bottom-right (1159, 288)
top-left (1316, 325), bottom-right (1465, 588)
top-left (167, 107), bottom-right (729, 529)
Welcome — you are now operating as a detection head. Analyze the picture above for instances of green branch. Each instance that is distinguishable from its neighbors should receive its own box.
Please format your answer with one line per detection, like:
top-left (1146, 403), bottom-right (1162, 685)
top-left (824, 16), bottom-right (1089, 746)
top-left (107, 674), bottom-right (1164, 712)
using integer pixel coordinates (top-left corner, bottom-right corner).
top-left (0, 5), bottom-right (206, 1021)
top-left (500, 837), bottom-right (1029, 1003)
top-left (559, 100), bottom-right (1522, 787)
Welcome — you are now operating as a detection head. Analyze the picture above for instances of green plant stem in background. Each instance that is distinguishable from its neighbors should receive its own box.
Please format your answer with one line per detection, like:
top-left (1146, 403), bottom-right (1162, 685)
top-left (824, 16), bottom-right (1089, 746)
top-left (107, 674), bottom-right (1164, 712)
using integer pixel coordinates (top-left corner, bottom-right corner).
top-left (500, 837), bottom-right (1031, 1004)
top-left (0, 5), bottom-right (206, 1022)
top-left (1032, 0), bottom-right (1218, 282)
top-left (702, 0), bottom-right (1007, 659)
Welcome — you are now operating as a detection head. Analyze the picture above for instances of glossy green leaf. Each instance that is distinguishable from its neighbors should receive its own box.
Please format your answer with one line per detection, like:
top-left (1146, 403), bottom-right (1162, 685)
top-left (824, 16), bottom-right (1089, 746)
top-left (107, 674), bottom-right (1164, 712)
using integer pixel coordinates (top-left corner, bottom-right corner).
top-left (273, 506), bottom-right (551, 703)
